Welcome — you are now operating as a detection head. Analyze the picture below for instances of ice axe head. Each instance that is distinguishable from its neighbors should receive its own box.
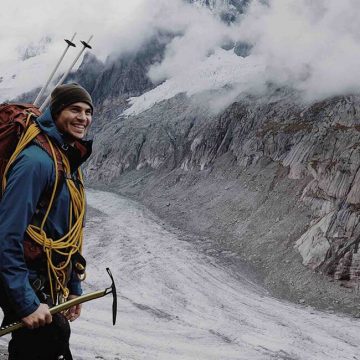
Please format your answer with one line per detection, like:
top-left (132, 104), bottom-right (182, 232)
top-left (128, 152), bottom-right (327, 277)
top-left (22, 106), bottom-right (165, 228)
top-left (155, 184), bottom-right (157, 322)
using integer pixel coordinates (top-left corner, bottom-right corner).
top-left (105, 267), bottom-right (117, 325)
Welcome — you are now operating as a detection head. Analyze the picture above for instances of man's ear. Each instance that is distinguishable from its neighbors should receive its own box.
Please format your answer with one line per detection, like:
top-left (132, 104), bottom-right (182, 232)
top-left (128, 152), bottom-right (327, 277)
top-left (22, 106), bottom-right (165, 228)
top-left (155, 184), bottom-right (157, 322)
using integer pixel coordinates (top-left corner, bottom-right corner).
top-left (53, 112), bottom-right (60, 123)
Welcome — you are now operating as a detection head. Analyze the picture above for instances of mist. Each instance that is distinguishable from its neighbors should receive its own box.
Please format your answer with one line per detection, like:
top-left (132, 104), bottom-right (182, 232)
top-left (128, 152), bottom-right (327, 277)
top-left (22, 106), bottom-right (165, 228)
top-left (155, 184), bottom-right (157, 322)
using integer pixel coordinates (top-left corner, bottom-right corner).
top-left (237, 0), bottom-right (360, 100)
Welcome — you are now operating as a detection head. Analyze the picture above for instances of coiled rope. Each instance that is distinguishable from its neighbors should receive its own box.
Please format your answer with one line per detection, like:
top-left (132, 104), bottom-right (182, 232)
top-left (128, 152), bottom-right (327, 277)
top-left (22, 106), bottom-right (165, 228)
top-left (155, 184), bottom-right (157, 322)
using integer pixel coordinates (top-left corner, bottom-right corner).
top-left (2, 114), bottom-right (85, 303)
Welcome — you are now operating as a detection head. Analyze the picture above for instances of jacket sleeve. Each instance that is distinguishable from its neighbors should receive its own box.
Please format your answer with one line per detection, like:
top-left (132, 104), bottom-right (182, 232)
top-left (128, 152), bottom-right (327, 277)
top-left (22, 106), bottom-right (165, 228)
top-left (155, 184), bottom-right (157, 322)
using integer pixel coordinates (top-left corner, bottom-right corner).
top-left (0, 150), bottom-right (53, 318)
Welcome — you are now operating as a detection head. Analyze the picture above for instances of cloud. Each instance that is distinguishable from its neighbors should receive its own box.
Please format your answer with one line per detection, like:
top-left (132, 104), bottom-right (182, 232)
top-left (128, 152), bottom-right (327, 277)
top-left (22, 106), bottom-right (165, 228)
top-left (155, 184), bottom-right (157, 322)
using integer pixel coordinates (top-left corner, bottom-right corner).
top-left (143, 0), bottom-right (360, 107)
top-left (231, 0), bottom-right (360, 100)
top-left (0, 0), bottom-right (146, 64)
top-left (146, 1), bottom-right (234, 84)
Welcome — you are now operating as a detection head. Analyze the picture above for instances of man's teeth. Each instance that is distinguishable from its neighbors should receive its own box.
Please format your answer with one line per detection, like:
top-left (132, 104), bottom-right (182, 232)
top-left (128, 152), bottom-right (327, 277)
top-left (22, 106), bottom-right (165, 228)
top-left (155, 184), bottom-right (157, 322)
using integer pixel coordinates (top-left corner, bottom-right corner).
top-left (73, 124), bottom-right (85, 129)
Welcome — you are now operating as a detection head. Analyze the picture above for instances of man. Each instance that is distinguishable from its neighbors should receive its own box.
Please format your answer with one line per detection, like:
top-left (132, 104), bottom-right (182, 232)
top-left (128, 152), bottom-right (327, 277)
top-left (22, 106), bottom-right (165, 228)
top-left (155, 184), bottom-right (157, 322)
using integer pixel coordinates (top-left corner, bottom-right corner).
top-left (0, 83), bottom-right (93, 360)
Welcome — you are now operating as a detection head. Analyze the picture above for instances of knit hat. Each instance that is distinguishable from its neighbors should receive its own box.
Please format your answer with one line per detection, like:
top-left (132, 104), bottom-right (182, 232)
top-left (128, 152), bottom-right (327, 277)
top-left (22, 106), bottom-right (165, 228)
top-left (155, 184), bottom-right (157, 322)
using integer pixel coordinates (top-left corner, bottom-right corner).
top-left (50, 83), bottom-right (93, 117)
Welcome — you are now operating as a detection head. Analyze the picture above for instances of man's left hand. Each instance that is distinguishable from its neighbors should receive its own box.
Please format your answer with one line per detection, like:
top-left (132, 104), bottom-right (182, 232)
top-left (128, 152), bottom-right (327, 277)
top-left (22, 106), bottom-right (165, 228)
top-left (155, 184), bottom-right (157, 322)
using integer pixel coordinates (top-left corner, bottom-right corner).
top-left (65, 294), bottom-right (82, 322)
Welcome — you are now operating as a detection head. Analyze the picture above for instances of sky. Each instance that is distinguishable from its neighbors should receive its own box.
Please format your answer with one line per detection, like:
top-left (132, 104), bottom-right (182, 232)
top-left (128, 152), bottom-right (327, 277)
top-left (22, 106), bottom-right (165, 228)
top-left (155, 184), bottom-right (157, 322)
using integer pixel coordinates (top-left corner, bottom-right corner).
top-left (0, 0), bottom-right (145, 63)
top-left (1, 0), bottom-right (360, 105)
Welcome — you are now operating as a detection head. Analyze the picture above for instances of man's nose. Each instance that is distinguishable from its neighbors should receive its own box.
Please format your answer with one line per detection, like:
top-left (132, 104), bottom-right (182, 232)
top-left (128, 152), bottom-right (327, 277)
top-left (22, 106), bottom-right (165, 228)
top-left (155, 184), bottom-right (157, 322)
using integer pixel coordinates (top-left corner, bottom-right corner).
top-left (76, 111), bottom-right (87, 121)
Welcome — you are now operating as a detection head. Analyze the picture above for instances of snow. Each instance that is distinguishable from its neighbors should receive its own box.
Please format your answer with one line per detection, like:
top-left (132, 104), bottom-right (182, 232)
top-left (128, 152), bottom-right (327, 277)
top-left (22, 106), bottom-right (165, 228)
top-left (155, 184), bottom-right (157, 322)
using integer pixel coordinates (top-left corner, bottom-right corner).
top-left (1, 189), bottom-right (360, 359)
top-left (0, 46), bottom-right (84, 103)
top-left (124, 49), bottom-right (266, 116)
top-left (62, 190), bottom-right (360, 359)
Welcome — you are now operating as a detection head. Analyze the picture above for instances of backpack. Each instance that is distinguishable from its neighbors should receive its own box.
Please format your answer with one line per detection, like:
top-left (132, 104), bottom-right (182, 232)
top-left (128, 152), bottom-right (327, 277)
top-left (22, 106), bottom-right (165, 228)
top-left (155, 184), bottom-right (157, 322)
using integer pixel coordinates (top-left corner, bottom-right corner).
top-left (0, 103), bottom-right (64, 269)
top-left (0, 102), bottom-right (63, 197)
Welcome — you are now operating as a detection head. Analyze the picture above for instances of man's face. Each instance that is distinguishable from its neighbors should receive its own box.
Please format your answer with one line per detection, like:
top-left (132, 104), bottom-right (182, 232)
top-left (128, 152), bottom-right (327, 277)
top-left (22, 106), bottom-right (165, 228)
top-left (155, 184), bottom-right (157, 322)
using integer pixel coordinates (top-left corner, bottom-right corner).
top-left (55, 102), bottom-right (92, 144)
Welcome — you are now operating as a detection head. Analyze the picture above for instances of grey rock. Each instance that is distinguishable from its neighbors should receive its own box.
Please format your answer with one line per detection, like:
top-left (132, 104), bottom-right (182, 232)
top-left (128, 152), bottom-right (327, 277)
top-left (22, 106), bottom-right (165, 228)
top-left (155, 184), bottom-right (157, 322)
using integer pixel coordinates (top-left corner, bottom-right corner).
top-left (86, 90), bottom-right (360, 287)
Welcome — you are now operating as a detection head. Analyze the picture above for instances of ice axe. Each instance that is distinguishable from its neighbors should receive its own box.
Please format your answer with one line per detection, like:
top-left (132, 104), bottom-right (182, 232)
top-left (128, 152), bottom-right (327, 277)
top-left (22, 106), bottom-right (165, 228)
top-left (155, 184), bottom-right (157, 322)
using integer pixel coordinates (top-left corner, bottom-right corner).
top-left (0, 268), bottom-right (117, 337)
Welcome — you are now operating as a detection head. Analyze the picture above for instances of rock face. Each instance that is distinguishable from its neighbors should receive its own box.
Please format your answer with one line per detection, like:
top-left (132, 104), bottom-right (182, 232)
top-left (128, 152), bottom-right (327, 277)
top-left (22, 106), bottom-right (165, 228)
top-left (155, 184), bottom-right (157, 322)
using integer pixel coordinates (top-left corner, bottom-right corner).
top-left (188, 0), bottom-right (249, 12)
top-left (19, 36), bottom-right (52, 61)
top-left (188, 0), bottom-right (250, 22)
top-left (86, 90), bottom-right (360, 290)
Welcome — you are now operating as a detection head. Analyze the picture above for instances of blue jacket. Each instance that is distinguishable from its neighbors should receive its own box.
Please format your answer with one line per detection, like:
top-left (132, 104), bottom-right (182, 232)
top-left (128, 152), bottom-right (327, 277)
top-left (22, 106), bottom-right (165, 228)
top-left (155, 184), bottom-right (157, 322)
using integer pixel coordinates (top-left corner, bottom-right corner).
top-left (0, 108), bottom-right (92, 319)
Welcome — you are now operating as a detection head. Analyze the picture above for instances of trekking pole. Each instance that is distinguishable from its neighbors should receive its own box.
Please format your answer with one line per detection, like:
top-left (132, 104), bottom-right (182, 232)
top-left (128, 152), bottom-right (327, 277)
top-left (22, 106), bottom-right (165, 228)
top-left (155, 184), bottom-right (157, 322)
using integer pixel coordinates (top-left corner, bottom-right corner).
top-left (33, 33), bottom-right (77, 107)
top-left (39, 35), bottom-right (94, 111)
top-left (0, 268), bottom-right (117, 337)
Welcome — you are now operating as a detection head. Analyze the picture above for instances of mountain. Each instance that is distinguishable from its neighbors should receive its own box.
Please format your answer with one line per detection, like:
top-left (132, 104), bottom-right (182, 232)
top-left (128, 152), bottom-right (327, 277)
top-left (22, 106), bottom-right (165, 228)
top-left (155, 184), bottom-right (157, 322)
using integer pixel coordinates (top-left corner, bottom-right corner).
top-left (18, 36), bottom-right (52, 61)
top-left (67, 33), bottom-right (171, 132)
top-left (83, 74), bottom-right (360, 313)
top-left (188, 0), bottom-right (250, 22)
top-left (0, 37), bottom-right (70, 104)
top-left (188, 0), bottom-right (249, 13)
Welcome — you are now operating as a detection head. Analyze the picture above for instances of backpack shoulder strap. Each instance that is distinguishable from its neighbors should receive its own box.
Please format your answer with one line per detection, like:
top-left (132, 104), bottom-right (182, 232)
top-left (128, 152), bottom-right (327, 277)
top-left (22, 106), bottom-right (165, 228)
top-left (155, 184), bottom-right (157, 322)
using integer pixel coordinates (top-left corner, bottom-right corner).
top-left (32, 134), bottom-right (64, 209)
top-left (33, 133), bottom-right (64, 175)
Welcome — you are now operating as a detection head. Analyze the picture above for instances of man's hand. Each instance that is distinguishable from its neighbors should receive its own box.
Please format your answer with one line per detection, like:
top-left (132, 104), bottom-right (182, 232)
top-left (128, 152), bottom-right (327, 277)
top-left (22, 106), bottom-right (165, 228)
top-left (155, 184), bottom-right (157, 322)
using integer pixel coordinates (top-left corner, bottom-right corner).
top-left (21, 303), bottom-right (52, 329)
top-left (64, 294), bottom-right (82, 322)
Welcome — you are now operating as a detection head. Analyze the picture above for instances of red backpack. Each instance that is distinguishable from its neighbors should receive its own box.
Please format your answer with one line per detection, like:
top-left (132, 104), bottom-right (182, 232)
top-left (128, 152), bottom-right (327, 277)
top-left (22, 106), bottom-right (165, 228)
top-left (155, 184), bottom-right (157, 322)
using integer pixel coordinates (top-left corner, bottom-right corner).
top-left (0, 102), bottom-right (63, 197)
top-left (0, 103), bottom-right (65, 263)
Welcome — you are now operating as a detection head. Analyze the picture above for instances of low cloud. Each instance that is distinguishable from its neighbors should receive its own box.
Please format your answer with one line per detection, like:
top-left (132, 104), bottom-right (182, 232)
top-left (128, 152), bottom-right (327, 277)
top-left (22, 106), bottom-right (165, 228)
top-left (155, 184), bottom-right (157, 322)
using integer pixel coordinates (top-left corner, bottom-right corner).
top-left (235, 0), bottom-right (360, 100)
top-left (142, 0), bottom-right (360, 108)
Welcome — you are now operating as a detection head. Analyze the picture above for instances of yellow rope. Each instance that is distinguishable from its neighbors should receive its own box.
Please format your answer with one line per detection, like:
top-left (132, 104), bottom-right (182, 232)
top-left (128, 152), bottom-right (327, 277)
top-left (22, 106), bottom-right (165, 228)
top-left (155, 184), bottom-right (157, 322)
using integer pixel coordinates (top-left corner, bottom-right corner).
top-left (2, 116), bottom-right (86, 303)
top-left (2, 116), bottom-right (41, 191)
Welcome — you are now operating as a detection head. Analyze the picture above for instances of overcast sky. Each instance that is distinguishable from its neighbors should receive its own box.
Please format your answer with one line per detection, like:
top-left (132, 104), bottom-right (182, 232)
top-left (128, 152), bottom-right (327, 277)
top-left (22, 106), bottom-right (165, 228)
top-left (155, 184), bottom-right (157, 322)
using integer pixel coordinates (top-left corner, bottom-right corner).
top-left (1, 0), bottom-right (360, 104)
top-left (0, 0), bottom-right (148, 63)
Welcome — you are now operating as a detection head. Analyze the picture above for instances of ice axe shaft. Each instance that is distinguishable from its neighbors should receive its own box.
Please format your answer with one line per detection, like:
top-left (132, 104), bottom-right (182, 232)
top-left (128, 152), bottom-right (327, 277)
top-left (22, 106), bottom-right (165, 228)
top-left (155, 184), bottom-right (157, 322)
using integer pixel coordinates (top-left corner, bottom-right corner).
top-left (39, 35), bottom-right (93, 111)
top-left (0, 268), bottom-right (117, 337)
top-left (33, 33), bottom-right (77, 107)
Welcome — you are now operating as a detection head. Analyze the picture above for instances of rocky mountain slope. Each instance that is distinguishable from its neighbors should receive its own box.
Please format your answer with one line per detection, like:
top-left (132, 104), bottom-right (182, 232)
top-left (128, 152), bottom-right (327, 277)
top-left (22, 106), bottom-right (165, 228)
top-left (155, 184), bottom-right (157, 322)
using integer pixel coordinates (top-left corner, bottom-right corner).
top-left (84, 88), bottom-right (360, 314)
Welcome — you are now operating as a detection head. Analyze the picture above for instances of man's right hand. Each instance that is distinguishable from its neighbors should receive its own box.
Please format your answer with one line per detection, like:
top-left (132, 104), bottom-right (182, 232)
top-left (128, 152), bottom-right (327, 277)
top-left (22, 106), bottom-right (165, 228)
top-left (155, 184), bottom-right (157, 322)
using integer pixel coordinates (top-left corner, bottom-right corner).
top-left (21, 303), bottom-right (52, 329)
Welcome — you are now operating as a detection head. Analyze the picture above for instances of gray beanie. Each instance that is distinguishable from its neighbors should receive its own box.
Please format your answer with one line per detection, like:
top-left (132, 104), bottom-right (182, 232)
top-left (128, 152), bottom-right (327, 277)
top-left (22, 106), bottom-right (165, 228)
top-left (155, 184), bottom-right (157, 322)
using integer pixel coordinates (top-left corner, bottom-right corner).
top-left (50, 83), bottom-right (93, 117)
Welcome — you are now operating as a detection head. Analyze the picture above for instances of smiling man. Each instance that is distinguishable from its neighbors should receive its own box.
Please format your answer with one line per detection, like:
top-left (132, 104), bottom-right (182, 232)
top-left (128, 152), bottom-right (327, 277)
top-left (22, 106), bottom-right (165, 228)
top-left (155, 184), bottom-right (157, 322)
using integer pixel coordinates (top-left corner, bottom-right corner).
top-left (0, 83), bottom-right (93, 360)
